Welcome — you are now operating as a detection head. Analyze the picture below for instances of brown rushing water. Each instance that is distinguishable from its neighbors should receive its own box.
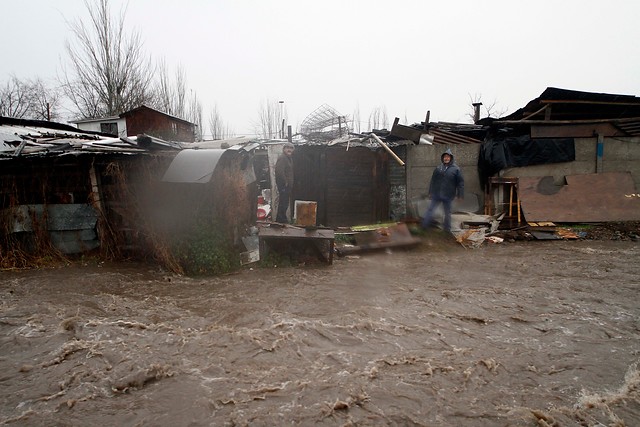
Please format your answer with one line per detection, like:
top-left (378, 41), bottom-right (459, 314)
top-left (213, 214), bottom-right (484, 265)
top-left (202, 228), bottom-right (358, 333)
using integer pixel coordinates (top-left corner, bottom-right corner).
top-left (1, 239), bottom-right (639, 426)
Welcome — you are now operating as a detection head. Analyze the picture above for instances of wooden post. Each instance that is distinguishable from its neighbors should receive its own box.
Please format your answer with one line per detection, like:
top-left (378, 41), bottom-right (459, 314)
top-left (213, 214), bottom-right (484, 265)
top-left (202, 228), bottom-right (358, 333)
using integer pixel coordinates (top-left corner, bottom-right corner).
top-left (369, 133), bottom-right (405, 166)
top-left (89, 160), bottom-right (105, 245)
top-left (89, 162), bottom-right (103, 213)
top-left (509, 185), bottom-right (513, 217)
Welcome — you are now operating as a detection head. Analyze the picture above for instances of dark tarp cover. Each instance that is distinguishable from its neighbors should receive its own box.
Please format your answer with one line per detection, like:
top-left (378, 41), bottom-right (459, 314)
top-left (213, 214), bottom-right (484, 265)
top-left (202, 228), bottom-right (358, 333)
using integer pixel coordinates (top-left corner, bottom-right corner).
top-left (478, 136), bottom-right (575, 190)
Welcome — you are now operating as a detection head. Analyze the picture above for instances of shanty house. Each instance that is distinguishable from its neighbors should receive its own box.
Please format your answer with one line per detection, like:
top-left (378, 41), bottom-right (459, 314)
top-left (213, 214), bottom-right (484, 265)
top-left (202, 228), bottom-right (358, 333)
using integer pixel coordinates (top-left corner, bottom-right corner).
top-left (0, 116), bottom-right (257, 272)
top-left (290, 142), bottom-right (392, 227)
top-left (71, 105), bottom-right (196, 142)
top-left (0, 116), bottom-right (186, 261)
top-left (268, 122), bottom-right (484, 228)
top-left (389, 87), bottom-right (640, 227)
top-left (478, 87), bottom-right (640, 223)
top-left (273, 105), bottom-right (407, 228)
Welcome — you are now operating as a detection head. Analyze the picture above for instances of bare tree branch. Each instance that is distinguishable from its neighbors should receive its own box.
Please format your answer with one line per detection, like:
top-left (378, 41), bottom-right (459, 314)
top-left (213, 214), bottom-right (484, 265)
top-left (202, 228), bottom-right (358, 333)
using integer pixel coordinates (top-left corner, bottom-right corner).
top-left (0, 76), bottom-right (32, 118)
top-left (0, 75), bottom-right (61, 120)
top-left (467, 93), bottom-right (508, 122)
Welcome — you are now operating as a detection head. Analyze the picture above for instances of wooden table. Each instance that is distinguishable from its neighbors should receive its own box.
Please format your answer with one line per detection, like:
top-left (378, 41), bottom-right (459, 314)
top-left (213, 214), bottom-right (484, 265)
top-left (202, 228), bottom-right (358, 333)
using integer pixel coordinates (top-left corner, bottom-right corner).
top-left (258, 224), bottom-right (335, 264)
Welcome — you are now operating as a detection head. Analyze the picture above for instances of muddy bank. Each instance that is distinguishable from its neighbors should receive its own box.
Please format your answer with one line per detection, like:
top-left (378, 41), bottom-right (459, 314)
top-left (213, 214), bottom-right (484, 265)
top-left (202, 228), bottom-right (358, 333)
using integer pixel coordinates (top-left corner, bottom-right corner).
top-left (1, 238), bottom-right (639, 426)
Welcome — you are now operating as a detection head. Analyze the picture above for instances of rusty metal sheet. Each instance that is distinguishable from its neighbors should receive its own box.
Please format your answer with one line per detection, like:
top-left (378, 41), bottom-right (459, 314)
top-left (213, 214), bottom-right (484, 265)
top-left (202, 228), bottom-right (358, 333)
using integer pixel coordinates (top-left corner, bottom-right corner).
top-left (518, 172), bottom-right (640, 222)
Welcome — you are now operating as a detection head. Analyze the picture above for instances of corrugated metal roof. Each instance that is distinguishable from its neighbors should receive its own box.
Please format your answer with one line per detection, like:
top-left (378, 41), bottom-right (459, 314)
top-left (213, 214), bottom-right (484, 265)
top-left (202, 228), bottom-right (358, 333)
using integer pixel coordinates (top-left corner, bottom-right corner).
top-left (0, 116), bottom-right (184, 159)
top-left (500, 87), bottom-right (640, 122)
top-left (390, 119), bottom-right (486, 145)
top-left (68, 115), bottom-right (120, 124)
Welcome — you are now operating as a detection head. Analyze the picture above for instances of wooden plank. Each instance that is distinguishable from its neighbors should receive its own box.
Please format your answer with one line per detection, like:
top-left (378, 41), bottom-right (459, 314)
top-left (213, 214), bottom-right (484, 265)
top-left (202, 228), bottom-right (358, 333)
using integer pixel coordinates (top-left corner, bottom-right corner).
top-left (258, 224), bottom-right (335, 264)
top-left (540, 100), bottom-right (640, 106)
top-left (518, 172), bottom-right (640, 222)
top-left (531, 123), bottom-right (622, 138)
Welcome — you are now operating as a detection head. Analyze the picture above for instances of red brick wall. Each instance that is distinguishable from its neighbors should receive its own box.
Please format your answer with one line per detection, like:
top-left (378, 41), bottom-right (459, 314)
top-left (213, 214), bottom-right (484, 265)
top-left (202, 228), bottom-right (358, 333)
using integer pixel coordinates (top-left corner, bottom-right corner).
top-left (125, 109), bottom-right (195, 142)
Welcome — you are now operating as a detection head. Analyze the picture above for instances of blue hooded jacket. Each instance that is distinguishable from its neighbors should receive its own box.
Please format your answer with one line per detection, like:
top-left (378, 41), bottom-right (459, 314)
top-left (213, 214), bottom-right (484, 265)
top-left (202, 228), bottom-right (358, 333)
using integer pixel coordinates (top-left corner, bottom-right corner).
top-left (428, 148), bottom-right (464, 200)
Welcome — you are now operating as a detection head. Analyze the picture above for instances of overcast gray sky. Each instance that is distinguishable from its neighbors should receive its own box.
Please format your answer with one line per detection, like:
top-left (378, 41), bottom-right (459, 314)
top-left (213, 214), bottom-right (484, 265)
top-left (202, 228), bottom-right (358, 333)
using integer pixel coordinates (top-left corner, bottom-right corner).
top-left (3, 0), bottom-right (640, 137)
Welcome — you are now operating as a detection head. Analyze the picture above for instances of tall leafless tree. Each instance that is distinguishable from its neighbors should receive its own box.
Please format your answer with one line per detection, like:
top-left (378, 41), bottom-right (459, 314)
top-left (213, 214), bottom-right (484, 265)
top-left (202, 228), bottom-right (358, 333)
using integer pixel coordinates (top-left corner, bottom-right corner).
top-left (367, 106), bottom-right (389, 131)
top-left (255, 99), bottom-right (286, 139)
top-left (186, 91), bottom-right (203, 141)
top-left (0, 75), bottom-right (62, 121)
top-left (351, 105), bottom-right (361, 134)
top-left (30, 79), bottom-right (63, 121)
top-left (153, 59), bottom-right (187, 118)
top-left (60, 0), bottom-right (154, 119)
top-left (208, 105), bottom-right (234, 140)
top-left (0, 76), bottom-right (32, 119)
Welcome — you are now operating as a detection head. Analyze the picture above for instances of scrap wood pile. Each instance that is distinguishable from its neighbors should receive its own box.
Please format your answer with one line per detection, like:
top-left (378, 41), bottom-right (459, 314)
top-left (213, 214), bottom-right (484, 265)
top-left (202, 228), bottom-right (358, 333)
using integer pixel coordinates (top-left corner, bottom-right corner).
top-left (451, 215), bottom-right (640, 248)
top-left (487, 221), bottom-right (640, 242)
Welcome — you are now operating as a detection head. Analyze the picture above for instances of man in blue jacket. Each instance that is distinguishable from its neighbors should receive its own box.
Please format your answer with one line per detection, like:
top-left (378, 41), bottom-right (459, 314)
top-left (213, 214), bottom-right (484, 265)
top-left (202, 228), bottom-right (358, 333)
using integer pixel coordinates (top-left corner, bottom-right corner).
top-left (421, 148), bottom-right (464, 232)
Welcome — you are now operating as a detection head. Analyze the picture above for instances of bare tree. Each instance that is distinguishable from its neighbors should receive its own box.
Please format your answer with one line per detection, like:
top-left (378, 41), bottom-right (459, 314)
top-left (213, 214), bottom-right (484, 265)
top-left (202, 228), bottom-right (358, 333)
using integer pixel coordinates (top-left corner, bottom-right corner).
top-left (208, 105), bottom-right (234, 140)
top-left (60, 0), bottom-right (154, 119)
top-left (255, 99), bottom-right (286, 139)
top-left (351, 105), bottom-right (361, 134)
top-left (151, 59), bottom-right (205, 141)
top-left (153, 59), bottom-right (187, 117)
top-left (29, 78), bottom-right (62, 121)
top-left (0, 75), bottom-right (61, 121)
top-left (468, 93), bottom-right (508, 122)
top-left (0, 76), bottom-right (32, 119)
top-left (367, 106), bottom-right (389, 131)
top-left (185, 91), bottom-right (203, 141)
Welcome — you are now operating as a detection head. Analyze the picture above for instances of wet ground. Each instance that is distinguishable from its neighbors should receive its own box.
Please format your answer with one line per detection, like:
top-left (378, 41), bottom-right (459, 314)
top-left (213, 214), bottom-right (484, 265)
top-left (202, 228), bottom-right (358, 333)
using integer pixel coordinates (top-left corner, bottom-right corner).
top-left (1, 236), bottom-right (639, 426)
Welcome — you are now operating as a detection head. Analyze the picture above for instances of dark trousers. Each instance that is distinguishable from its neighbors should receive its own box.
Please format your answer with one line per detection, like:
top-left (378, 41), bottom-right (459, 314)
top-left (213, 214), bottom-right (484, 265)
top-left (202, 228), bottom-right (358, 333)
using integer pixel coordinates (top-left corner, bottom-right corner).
top-left (276, 186), bottom-right (290, 223)
top-left (421, 195), bottom-right (453, 232)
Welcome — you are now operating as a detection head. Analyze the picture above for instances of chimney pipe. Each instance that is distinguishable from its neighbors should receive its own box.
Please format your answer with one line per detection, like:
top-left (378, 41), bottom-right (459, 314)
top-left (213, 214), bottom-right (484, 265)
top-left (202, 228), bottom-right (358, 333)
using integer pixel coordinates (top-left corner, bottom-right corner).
top-left (472, 102), bottom-right (482, 124)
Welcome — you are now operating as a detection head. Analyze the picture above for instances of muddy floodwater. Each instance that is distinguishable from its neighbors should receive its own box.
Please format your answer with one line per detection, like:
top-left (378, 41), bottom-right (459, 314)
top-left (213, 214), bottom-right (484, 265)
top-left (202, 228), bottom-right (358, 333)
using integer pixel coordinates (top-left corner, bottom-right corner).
top-left (1, 238), bottom-right (639, 426)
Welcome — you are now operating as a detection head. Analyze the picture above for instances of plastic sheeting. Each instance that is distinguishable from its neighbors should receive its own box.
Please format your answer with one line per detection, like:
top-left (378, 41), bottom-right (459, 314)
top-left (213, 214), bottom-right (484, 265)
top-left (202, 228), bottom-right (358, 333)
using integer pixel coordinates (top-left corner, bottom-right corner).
top-left (478, 136), bottom-right (575, 189)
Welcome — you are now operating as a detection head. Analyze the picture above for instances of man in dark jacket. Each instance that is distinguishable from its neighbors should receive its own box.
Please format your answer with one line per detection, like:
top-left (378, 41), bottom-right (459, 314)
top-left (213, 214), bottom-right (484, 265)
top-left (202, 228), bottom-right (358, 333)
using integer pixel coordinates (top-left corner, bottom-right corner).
top-left (274, 142), bottom-right (294, 223)
top-left (421, 148), bottom-right (464, 232)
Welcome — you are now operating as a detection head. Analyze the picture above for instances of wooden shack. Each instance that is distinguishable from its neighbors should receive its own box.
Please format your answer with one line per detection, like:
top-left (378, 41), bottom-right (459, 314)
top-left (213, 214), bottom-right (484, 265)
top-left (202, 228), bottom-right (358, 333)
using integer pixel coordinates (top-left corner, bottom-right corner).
top-left (291, 144), bottom-right (391, 227)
